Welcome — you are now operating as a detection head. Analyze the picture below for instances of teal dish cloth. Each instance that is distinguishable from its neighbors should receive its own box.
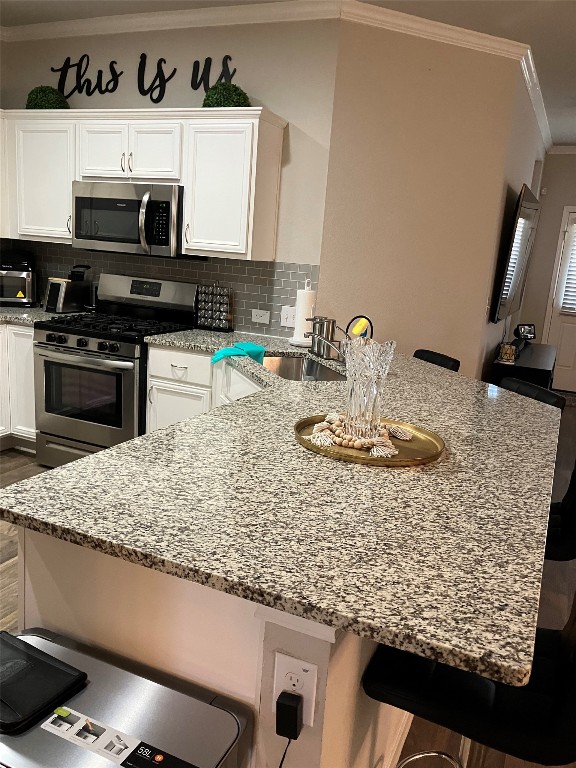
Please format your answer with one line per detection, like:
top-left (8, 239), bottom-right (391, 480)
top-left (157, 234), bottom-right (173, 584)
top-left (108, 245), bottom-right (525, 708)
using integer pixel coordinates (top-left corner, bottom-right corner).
top-left (211, 342), bottom-right (266, 365)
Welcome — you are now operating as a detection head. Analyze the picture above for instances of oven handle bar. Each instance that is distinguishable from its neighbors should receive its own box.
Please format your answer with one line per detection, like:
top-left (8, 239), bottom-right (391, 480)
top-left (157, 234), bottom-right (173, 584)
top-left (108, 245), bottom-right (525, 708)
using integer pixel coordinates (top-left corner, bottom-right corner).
top-left (35, 348), bottom-right (135, 371)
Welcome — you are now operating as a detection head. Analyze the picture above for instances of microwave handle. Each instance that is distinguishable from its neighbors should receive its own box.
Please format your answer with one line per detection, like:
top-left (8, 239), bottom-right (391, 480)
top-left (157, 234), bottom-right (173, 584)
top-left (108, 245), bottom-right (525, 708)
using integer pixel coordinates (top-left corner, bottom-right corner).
top-left (138, 191), bottom-right (151, 255)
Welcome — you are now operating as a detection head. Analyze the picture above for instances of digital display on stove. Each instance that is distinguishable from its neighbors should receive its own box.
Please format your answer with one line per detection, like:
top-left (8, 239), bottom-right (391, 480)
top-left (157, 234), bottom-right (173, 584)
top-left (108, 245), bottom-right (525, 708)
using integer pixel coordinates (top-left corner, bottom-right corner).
top-left (130, 280), bottom-right (161, 298)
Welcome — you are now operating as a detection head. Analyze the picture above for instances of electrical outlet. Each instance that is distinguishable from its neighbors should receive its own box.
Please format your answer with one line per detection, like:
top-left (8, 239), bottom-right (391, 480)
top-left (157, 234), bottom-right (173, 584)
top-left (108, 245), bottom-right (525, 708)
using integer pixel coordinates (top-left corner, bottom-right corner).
top-left (251, 309), bottom-right (270, 324)
top-left (273, 652), bottom-right (318, 727)
top-left (281, 306), bottom-right (296, 328)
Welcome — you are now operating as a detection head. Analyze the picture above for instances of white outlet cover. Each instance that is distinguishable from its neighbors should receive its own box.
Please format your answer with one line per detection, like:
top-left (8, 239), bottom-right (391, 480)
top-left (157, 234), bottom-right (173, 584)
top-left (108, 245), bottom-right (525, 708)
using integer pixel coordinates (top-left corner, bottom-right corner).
top-left (251, 309), bottom-right (270, 324)
top-left (273, 652), bottom-right (318, 727)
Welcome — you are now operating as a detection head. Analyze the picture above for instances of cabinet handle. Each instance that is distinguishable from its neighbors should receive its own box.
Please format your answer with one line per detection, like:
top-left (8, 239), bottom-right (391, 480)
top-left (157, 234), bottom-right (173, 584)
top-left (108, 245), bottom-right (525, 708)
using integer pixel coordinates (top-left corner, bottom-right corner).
top-left (67, 215), bottom-right (71, 233)
top-left (185, 223), bottom-right (190, 244)
top-left (171, 363), bottom-right (188, 371)
top-left (148, 386), bottom-right (153, 404)
top-left (121, 152), bottom-right (125, 172)
top-left (128, 152), bottom-right (133, 173)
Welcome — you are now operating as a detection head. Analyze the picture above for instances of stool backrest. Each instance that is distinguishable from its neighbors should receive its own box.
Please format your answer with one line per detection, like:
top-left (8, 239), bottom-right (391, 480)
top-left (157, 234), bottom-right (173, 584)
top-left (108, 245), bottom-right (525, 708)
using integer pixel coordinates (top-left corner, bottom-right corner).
top-left (498, 377), bottom-right (566, 411)
top-left (413, 349), bottom-right (461, 372)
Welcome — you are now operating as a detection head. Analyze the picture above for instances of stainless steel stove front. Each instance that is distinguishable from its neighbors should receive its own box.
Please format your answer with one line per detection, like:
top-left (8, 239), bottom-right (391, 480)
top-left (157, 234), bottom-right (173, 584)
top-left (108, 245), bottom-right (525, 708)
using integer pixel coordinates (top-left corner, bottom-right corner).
top-left (34, 342), bottom-right (140, 467)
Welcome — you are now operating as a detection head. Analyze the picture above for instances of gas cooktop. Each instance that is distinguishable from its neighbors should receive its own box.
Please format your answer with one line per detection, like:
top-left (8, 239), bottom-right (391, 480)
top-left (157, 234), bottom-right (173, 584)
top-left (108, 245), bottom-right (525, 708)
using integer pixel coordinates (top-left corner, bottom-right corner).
top-left (35, 312), bottom-right (193, 342)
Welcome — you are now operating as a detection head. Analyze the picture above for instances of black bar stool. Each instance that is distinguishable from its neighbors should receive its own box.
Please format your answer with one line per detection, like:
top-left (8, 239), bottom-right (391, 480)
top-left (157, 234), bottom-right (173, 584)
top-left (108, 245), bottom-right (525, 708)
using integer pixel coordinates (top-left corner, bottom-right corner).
top-left (362, 591), bottom-right (576, 766)
top-left (498, 377), bottom-right (566, 411)
top-left (413, 350), bottom-right (461, 372)
top-left (546, 458), bottom-right (576, 561)
top-left (498, 376), bottom-right (572, 559)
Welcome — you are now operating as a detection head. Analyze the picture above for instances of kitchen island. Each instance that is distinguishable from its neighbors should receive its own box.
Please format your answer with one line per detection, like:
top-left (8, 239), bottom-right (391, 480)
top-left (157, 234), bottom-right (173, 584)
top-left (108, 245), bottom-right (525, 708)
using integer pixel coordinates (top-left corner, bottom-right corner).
top-left (0, 350), bottom-right (560, 768)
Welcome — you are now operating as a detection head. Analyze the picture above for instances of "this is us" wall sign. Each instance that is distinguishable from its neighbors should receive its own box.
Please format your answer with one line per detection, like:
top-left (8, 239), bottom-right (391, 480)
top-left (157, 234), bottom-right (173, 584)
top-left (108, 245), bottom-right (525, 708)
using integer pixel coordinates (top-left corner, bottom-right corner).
top-left (50, 53), bottom-right (237, 103)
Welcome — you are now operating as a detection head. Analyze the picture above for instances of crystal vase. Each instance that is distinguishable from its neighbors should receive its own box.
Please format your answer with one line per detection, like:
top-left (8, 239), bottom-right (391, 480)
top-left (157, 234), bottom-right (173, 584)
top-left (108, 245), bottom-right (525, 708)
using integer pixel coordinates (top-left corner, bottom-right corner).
top-left (342, 337), bottom-right (396, 440)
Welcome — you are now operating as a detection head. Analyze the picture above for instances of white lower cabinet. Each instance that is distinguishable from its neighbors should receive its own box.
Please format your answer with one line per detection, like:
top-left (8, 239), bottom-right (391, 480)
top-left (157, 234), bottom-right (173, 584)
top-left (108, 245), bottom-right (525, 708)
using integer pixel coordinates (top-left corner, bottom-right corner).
top-left (0, 327), bottom-right (10, 437)
top-left (146, 347), bottom-right (212, 433)
top-left (212, 360), bottom-right (262, 407)
top-left (1, 324), bottom-right (36, 441)
top-left (147, 379), bottom-right (211, 432)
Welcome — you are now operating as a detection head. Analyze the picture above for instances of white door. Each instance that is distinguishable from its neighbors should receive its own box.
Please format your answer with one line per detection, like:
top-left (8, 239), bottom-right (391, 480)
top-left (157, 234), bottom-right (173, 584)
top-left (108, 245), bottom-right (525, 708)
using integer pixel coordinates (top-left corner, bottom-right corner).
top-left (79, 123), bottom-right (128, 177)
top-left (16, 122), bottom-right (75, 238)
top-left (544, 208), bottom-right (576, 391)
top-left (6, 324), bottom-right (36, 439)
top-left (129, 123), bottom-right (181, 179)
top-left (183, 123), bottom-right (253, 255)
top-left (0, 326), bottom-right (10, 437)
top-left (147, 378), bottom-right (211, 433)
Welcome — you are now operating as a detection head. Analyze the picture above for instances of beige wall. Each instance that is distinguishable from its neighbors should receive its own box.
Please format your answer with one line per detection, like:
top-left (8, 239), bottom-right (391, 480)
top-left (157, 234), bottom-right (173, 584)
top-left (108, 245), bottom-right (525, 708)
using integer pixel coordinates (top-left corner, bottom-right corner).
top-left (316, 21), bottom-right (534, 377)
top-left (521, 153), bottom-right (576, 341)
top-left (0, 20), bottom-right (339, 264)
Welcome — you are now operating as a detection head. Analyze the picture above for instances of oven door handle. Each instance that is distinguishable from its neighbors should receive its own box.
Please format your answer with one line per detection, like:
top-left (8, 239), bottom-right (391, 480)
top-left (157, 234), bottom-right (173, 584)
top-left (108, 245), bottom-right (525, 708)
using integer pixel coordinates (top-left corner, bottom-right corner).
top-left (138, 191), bottom-right (151, 255)
top-left (35, 349), bottom-right (135, 371)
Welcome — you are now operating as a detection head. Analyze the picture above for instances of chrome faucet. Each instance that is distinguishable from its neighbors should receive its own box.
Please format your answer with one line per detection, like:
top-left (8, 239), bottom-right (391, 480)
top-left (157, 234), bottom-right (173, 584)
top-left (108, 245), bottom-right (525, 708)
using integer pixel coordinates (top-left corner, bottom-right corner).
top-left (304, 332), bottom-right (345, 362)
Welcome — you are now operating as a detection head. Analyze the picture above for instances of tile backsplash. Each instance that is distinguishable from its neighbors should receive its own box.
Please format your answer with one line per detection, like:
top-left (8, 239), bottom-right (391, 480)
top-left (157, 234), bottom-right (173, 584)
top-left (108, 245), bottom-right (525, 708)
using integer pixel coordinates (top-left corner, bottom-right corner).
top-left (1, 240), bottom-right (319, 337)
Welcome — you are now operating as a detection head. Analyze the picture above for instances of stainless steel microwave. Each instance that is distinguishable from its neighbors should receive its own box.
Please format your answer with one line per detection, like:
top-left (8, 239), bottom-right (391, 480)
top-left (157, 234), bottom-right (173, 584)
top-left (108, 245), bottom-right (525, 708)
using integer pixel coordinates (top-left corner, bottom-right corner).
top-left (0, 261), bottom-right (35, 307)
top-left (72, 181), bottom-right (183, 258)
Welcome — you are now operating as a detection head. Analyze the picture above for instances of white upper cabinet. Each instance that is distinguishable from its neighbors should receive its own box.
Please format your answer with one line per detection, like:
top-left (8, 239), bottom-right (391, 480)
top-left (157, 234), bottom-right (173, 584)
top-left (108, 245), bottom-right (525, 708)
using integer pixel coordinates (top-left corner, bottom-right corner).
top-left (184, 123), bottom-right (253, 255)
top-left (182, 112), bottom-right (285, 260)
top-left (15, 121), bottom-right (75, 240)
top-left (0, 118), bottom-right (8, 239)
top-left (79, 121), bottom-right (181, 179)
top-left (2, 108), bottom-right (285, 257)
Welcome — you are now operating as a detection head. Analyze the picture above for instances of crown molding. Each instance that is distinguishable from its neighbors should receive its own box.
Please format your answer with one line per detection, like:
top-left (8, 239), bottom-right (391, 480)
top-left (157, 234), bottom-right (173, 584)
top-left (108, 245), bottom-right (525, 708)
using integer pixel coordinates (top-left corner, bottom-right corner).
top-left (0, 0), bottom-right (553, 149)
top-left (340, 2), bottom-right (552, 150)
top-left (0, 0), bottom-right (341, 42)
top-left (548, 146), bottom-right (576, 154)
top-left (0, 106), bottom-right (288, 128)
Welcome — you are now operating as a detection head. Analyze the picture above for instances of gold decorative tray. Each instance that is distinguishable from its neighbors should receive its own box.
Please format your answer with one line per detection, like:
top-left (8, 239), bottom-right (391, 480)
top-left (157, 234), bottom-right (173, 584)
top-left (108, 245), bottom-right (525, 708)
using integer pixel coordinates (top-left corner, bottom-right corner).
top-left (294, 415), bottom-right (445, 467)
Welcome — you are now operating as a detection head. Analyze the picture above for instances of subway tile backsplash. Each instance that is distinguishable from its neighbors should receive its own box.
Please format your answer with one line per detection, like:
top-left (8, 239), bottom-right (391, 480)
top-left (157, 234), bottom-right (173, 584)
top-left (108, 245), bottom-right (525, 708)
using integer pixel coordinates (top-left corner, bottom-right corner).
top-left (1, 240), bottom-right (319, 337)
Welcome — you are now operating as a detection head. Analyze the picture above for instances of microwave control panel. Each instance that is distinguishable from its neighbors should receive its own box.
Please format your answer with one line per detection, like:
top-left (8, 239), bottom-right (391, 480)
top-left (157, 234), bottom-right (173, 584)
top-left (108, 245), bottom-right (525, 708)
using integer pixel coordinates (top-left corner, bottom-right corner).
top-left (149, 201), bottom-right (170, 245)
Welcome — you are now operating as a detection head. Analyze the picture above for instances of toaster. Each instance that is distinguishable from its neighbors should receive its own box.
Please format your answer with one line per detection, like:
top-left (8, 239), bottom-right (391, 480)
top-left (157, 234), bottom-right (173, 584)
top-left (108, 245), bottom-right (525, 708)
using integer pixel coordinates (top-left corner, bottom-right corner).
top-left (44, 278), bottom-right (91, 314)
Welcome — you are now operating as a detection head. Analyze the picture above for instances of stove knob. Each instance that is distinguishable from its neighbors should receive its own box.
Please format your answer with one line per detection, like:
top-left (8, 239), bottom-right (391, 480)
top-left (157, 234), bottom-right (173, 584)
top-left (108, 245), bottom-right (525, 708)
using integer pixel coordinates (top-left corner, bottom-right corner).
top-left (108, 343), bottom-right (120, 353)
top-left (46, 333), bottom-right (57, 342)
top-left (97, 341), bottom-right (109, 352)
top-left (56, 334), bottom-right (68, 344)
top-left (77, 338), bottom-right (88, 348)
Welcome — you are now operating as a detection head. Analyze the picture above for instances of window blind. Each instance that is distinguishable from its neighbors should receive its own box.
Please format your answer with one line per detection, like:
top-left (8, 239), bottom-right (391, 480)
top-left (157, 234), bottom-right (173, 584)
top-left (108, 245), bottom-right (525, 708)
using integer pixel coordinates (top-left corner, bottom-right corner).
top-left (560, 215), bottom-right (576, 312)
top-left (502, 217), bottom-right (529, 300)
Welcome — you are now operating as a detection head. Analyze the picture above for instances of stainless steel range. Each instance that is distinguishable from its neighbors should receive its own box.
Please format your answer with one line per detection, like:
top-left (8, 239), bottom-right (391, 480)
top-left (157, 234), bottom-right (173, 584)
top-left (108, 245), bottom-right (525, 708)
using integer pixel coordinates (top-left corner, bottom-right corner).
top-left (34, 273), bottom-right (197, 467)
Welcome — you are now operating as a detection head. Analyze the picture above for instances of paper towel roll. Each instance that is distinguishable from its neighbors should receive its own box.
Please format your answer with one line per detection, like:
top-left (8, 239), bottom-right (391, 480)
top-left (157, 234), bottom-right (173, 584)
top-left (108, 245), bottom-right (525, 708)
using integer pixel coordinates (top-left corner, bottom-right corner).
top-left (290, 283), bottom-right (316, 345)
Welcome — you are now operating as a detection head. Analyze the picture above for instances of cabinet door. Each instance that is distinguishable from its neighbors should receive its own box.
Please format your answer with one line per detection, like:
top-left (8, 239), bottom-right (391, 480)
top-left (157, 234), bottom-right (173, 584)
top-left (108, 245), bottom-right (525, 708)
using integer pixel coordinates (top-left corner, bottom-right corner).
top-left (6, 325), bottom-right (35, 440)
top-left (129, 123), bottom-right (181, 179)
top-left (0, 326), bottom-right (10, 437)
top-left (147, 378), bottom-right (211, 433)
top-left (16, 122), bottom-right (75, 238)
top-left (0, 119), bottom-right (8, 239)
top-left (184, 123), bottom-right (253, 255)
top-left (79, 123), bottom-right (128, 177)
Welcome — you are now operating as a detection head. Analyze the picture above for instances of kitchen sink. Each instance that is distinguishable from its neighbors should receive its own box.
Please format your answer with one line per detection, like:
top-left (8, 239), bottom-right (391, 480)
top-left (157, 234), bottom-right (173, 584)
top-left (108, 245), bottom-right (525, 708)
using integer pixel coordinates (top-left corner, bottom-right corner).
top-left (263, 355), bottom-right (346, 382)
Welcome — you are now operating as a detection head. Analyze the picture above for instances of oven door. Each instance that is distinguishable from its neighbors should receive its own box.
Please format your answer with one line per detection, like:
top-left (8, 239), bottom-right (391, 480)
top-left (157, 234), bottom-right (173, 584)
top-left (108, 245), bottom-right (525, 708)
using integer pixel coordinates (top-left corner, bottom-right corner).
top-left (0, 270), bottom-right (33, 305)
top-left (34, 345), bottom-right (139, 449)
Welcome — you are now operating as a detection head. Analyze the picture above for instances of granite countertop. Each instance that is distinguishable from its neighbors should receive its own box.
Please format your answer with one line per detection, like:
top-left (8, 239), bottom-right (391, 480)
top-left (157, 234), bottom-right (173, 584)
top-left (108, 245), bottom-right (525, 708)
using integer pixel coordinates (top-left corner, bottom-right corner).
top-left (0, 307), bottom-right (53, 325)
top-left (0, 346), bottom-right (560, 686)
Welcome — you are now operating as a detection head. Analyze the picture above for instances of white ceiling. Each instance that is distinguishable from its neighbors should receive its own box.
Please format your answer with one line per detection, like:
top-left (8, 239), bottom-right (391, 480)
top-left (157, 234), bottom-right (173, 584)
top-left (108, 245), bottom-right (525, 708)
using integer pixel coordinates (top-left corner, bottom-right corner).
top-left (1, 0), bottom-right (575, 145)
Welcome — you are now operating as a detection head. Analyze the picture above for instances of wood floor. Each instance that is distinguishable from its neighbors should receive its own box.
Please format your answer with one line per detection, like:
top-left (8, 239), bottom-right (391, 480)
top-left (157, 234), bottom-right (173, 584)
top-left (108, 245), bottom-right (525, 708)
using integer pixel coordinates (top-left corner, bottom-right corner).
top-left (0, 448), bottom-right (48, 632)
top-left (1, 405), bottom-right (576, 768)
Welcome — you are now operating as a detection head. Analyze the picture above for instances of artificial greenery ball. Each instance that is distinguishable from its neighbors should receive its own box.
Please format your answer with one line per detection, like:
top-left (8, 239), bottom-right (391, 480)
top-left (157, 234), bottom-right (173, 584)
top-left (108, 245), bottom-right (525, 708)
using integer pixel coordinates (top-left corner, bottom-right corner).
top-left (202, 82), bottom-right (251, 108)
top-left (26, 85), bottom-right (70, 109)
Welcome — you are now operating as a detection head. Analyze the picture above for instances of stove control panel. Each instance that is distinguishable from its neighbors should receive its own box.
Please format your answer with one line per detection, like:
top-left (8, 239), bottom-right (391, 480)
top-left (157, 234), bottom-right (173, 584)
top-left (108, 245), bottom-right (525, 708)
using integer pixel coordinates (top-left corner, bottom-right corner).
top-left (34, 331), bottom-right (140, 360)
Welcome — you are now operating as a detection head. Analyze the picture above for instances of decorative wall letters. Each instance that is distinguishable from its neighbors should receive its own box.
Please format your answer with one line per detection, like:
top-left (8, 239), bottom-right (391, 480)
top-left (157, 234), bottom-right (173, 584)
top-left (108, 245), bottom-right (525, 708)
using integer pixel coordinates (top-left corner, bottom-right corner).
top-left (50, 53), bottom-right (237, 103)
